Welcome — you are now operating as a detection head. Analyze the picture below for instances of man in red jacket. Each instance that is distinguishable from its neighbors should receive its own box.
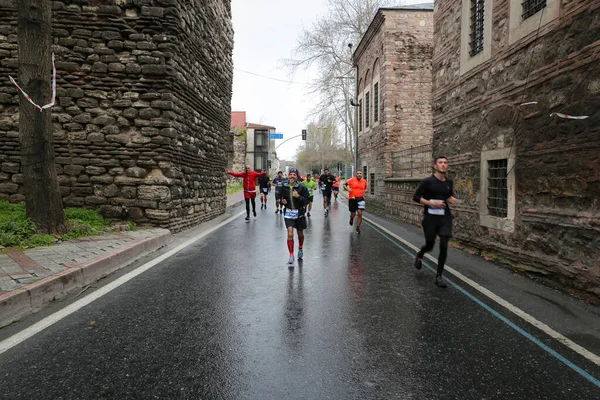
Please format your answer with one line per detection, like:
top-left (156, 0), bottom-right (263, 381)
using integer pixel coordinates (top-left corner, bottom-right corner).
top-left (226, 165), bottom-right (266, 221)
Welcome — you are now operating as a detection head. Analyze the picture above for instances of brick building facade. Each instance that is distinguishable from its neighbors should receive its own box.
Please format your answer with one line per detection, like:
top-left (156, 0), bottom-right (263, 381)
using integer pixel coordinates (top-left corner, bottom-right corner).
top-left (433, 0), bottom-right (600, 295)
top-left (0, 0), bottom-right (233, 232)
top-left (353, 5), bottom-right (434, 224)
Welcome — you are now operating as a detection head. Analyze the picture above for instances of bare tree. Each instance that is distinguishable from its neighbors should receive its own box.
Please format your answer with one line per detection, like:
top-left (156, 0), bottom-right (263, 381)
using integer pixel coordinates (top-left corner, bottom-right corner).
top-left (286, 0), bottom-right (394, 154)
top-left (17, 0), bottom-right (67, 234)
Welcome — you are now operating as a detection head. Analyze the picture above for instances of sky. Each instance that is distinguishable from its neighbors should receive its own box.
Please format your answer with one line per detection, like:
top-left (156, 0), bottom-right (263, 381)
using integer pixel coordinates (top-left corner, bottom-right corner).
top-left (230, 0), bottom-right (425, 161)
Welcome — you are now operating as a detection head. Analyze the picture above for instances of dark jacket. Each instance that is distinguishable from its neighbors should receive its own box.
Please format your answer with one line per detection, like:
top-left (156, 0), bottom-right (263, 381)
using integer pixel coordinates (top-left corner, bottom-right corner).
top-left (280, 181), bottom-right (311, 218)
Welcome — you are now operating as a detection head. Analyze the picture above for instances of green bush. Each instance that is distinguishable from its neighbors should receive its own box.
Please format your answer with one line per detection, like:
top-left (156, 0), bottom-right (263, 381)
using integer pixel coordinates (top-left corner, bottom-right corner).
top-left (0, 201), bottom-right (113, 247)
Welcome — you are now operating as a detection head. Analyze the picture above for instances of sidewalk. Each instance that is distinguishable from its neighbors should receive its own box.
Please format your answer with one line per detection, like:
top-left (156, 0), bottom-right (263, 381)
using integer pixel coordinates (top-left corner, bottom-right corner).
top-left (0, 192), bottom-right (245, 329)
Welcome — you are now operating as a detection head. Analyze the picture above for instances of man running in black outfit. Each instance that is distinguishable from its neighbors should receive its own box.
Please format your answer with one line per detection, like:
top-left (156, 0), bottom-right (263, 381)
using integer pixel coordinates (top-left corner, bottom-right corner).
top-left (319, 168), bottom-right (335, 217)
top-left (257, 169), bottom-right (270, 210)
top-left (413, 156), bottom-right (457, 288)
top-left (281, 167), bottom-right (311, 265)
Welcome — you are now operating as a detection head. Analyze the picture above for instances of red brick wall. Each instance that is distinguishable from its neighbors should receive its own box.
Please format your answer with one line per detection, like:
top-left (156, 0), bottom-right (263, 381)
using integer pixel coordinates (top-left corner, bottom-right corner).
top-left (354, 8), bottom-right (433, 221)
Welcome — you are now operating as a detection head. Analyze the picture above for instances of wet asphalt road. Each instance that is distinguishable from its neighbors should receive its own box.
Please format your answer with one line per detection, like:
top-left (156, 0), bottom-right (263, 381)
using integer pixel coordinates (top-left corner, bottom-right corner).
top-left (0, 199), bottom-right (599, 399)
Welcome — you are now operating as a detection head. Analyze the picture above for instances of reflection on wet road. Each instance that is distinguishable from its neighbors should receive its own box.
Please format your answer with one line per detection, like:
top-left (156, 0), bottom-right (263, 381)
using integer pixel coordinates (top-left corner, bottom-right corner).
top-left (0, 200), bottom-right (598, 399)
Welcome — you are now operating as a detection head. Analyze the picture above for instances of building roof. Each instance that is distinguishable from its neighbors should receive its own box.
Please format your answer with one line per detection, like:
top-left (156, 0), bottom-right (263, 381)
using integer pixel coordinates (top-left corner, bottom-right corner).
top-left (247, 123), bottom-right (276, 130)
top-left (381, 3), bottom-right (434, 12)
top-left (353, 3), bottom-right (434, 61)
top-left (231, 111), bottom-right (246, 129)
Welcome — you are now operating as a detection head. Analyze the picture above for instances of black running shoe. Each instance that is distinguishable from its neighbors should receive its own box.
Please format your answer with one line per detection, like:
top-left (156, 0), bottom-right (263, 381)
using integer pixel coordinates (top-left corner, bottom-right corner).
top-left (414, 255), bottom-right (422, 270)
top-left (253, 210), bottom-right (257, 217)
top-left (349, 217), bottom-right (354, 226)
top-left (245, 216), bottom-right (250, 222)
top-left (434, 274), bottom-right (448, 288)
top-left (355, 228), bottom-right (361, 234)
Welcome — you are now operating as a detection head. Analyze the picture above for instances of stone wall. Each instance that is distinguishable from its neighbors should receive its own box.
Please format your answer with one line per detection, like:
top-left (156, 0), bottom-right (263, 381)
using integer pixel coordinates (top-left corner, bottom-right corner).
top-left (225, 128), bottom-right (246, 186)
top-left (0, 0), bottom-right (233, 232)
top-left (353, 7), bottom-right (433, 224)
top-left (433, 0), bottom-right (600, 296)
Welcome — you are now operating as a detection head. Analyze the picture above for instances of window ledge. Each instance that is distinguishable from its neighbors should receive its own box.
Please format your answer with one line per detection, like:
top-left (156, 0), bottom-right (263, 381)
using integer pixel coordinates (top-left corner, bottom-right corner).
top-left (480, 214), bottom-right (515, 233)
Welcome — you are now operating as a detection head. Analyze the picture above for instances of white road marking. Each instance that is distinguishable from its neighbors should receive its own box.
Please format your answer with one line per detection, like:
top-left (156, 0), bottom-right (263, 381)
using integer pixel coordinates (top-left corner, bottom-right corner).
top-left (360, 212), bottom-right (600, 367)
top-left (0, 211), bottom-right (245, 355)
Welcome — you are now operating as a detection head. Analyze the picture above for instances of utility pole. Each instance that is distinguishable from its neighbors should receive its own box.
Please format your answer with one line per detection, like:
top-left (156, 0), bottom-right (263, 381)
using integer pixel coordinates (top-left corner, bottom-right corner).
top-left (17, 0), bottom-right (67, 234)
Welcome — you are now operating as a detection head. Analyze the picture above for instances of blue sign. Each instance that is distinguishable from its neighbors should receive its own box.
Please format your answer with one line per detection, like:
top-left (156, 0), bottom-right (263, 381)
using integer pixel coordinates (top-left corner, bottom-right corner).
top-left (269, 133), bottom-right (284, 139)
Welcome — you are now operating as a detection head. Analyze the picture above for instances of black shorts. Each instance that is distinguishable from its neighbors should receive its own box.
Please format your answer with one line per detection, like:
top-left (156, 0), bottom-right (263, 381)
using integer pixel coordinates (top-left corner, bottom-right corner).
top-left (275, 191), bottom-right (282, 200)
top-left (349, 197), bottom-right (365, 212)
top-left (284, 216), bottom-right (307, 230)
top-left (309, 195), bottom-right (314, 203)
top-left (422, 214), bottom-right (452, 240)
top-left (260, 188), bottom-right (269, 195)
top-left (322, 190), bottom-right (331, 198)
top-left (332, 187), bottom-right (339, 192)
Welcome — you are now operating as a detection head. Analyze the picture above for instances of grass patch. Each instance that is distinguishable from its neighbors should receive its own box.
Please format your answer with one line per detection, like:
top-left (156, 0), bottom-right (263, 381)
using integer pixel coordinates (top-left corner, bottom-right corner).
top-left (227, 183), bottom-right (244, 195)
top-left (0, 200), bottom-right (123, 248)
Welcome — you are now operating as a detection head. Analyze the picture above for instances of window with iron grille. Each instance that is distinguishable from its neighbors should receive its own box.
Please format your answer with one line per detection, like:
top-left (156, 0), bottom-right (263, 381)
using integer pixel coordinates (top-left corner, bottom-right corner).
top-left (359, 101), bottom-right (363, 132)
top-left (370, 173), bottom-right (375, 195)
top-left (365, 91), bottom-right (370, 128)
top-left (373, 83), bottom-right (379, 123)
top-left (363, 165), bottom-right (368, 177)
top-left (487, 159), bottom-right (508, 217)
top-left (469, 0), bottom-right (485, 57)
top-left (522, 0), bottom-right (546, 20)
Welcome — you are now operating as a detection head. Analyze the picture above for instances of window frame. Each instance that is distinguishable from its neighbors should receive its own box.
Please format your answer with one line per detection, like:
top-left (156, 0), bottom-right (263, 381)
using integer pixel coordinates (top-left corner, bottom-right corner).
top-left (365, 91), bottom-right (370, 129)
top-left (479, 147), bottom-right (516, 233)
top-left (460, 0), bottom-right (493, 75)
top-left (373, 82), bottom-right (379, 123)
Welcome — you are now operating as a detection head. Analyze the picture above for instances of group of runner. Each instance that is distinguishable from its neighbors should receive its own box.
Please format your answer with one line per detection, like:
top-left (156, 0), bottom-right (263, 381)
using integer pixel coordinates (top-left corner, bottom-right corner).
top-left (227, 156), bottom-right (455, 288)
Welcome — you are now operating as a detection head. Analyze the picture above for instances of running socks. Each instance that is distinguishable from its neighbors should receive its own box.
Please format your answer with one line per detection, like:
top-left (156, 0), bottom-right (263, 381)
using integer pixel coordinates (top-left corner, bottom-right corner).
top-left (298, 235), bottom-right (304, 249)
top-left (287, 239), bottom-right (294, 255)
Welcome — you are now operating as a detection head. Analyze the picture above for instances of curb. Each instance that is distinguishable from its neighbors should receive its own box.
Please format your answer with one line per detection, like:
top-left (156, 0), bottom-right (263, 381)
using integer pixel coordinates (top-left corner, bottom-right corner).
top-left (0, 231), bottom-right (172, 329)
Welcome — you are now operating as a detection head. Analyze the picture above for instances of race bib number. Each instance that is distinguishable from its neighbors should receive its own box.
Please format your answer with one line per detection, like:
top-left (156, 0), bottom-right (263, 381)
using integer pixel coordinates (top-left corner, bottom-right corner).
top-left (357, 200), bottom-right (366, 209)
top-left (308, 189), bottom-right (313, 195)
top-left (284, 209), bottom-right (299, 219)
top-left (428, 207), bottom-right (445, 215)
top-left (428, 200), bottom-right (445, 215)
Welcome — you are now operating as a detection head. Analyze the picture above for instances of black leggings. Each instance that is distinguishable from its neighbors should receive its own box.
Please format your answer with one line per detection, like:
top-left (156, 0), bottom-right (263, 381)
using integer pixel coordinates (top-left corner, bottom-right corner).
top-left (418, 235), bottom-right (450, 276)
top-left (245, 198), bottom-right (256, 217)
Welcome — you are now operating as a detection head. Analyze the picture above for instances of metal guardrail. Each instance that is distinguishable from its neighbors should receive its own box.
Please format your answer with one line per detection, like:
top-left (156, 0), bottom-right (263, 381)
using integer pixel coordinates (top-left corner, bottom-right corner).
top-left (391, 143), bottom-right (432, 178)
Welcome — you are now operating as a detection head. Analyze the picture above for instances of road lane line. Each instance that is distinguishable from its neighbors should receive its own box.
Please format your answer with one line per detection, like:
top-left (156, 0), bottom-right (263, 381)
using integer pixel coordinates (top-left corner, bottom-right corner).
top-left (358, 216), bottom-right (600, 387)
top-left (336, 200), bottom-right (600, 364)
top-left (0, 211), bottom-right (245, 356)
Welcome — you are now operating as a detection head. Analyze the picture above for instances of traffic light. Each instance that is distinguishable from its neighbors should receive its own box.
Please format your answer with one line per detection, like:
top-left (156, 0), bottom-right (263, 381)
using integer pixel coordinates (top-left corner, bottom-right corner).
top-left (302, 129), bottom-right (307, 140)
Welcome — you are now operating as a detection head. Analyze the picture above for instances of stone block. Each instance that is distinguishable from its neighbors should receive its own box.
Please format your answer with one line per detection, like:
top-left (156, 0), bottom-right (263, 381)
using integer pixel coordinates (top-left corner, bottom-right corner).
top-left (121, 186), bottom-right (137, 199)
top-left (73, 113), bottom-right (92, 124)
top-left (0, 182), bottom-right (18, 194)
top-left (92, 62), bottom-right (108, 73)
top-left (142, 6), bottom-right (165, 18)
top-left (76, 98), bottom-right (99, 108)
top-left (128, 207), bottom-right (144, 219)
top-left (151, 100), bottom-right (173, 110)
top-left (55, 62), bottom-right (80, 72)
top-left (139, 108), bottom-right (161, 119)
top-left (85, 195), bottom-right (108, 205)
top-left (99, 205), bottom-right (126, 218)
top-left (72, 187), bottom-right (93, 196)
top-left (90, 175), bottom-right (115, 184)
top-left (64, 165), bottom-right (85, 176)
top-left (141, 65), bottom-right (167, 75)
top-left (107, 41), bottom-right (124, 50)
top-left (101, 126), bottom-right (120, 135)
top-left (137, 42), bottom-right (157, 50)
top-left (126, 167), bottom-right (148, 178)
top-left (123, 108), bottom-right (138, 119)
top-left (98, 5), bottom-right (122, 15)
top-left (145, 209), bottom-right (169, 220)
top-left (86, 166), bottom-right (106, 176)
top-left (125, 63), bottom-right (142, 74)
top-left (108, 63), bottom-right (126, 73)
top-left (92, 115), bottom-right (116, 126)
top-left (95, 184), bottom-right (119, 198)
top-left (138, 55), bottom-right (160, 64)
top-left (67, 88), bottom-right (85, 98)
top-left (63, 196), bottom-right (85, 207)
